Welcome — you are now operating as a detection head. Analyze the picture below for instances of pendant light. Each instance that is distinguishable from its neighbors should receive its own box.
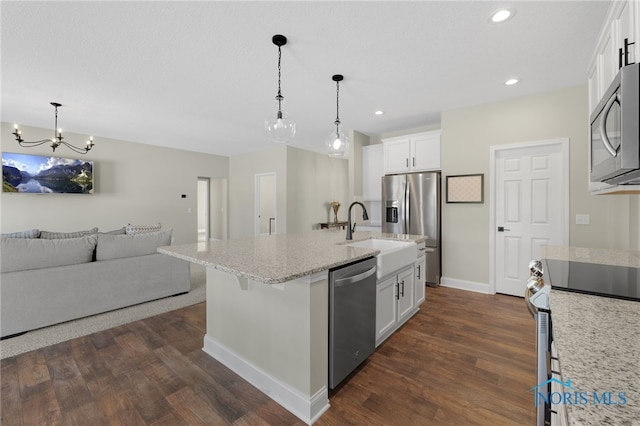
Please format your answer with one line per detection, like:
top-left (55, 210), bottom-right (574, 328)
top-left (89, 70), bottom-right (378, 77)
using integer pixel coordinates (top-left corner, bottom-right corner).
top-left (326, 74), bottom-right (349, 157)
top-left (265, 34), bottom-right (296, 144)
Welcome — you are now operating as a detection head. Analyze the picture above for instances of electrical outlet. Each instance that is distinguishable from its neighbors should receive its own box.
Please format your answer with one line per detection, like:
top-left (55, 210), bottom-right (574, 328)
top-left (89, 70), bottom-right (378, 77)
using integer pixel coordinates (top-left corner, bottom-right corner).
top-left (576, 214), bottom-right (590, 225)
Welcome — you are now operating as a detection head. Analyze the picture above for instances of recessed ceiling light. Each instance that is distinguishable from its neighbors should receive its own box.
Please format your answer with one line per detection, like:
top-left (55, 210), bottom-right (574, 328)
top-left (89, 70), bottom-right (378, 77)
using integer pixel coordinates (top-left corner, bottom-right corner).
top-left (505, 78), bottom-right (519, 86)
top-left (491, 9), bottom-right (513, 23)
top-left (374, 110), bottom-right (385, 115)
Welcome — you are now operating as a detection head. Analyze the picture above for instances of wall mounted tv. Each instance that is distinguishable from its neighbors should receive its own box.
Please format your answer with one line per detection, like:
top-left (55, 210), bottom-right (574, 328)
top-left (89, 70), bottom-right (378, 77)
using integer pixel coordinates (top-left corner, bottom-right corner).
top-left (2, 152), bottom-right (94, 194)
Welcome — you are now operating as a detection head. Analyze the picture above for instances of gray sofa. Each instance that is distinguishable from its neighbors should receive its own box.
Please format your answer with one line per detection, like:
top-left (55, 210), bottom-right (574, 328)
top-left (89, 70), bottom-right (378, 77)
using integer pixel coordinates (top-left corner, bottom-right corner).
top-left (1, 228), bottom-right (191, 338)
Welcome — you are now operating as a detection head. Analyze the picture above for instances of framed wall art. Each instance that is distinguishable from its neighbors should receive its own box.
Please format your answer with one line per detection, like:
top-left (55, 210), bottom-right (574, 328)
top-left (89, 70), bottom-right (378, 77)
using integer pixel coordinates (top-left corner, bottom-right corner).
top-left (2, 152), bottom-right (94, 194)
top-left (446, 174), bottom-right (483, 203)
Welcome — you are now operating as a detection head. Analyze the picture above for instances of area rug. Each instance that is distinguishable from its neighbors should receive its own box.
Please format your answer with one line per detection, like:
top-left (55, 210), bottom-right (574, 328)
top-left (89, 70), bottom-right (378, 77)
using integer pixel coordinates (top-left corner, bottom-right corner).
top-left (0, 264), bottom-right (206, 359)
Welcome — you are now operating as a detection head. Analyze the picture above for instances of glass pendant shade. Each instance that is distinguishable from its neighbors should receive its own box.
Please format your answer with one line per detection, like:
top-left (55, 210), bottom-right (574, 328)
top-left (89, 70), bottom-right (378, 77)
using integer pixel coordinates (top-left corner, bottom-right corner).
top-left (326, 130), bottom-right (349, 157)
top-left (265, 102), bottom-right (296, 144)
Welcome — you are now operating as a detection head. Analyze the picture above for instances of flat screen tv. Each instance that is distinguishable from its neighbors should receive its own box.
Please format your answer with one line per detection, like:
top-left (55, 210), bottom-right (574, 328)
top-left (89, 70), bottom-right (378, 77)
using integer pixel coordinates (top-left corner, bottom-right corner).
top-left (2, 152), bottom-right (94, 194)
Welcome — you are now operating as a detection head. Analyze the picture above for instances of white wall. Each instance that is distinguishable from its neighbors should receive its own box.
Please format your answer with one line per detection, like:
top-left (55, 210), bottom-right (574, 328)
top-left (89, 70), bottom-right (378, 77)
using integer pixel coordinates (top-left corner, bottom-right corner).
top-left (1, 122), bottom-right (229, 244)
top-left (229, 146), bottom-right (288, 239)
top-left (286, 146), bottom-right (349, 233)
top-left (440, 85), bottom-right (639, 286)
top-left (228, 145), bottom-right (350, 238)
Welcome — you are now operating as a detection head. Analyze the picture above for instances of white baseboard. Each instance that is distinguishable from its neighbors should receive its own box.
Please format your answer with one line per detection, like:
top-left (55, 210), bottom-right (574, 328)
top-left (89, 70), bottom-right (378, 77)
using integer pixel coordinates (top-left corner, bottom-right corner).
top-left (203, 335), bottom-right (330, 425)
top-left (440, 276), bottom-right (494, 294)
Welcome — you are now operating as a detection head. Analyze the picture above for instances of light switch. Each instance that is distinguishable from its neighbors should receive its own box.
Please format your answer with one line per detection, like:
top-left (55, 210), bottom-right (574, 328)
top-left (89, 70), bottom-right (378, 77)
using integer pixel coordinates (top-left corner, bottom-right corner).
top-left (576, 214), bottom-right (590, 225)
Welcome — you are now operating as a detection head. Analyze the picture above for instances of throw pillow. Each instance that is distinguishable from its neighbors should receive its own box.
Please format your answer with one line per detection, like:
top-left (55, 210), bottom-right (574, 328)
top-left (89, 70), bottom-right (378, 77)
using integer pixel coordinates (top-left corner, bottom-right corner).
top-left (1, 229), bottom-right (40, 239)
top-left (96, 229), bottom-right (172, 261)
top-left (1, 234), bottom-right (98, 273)
top-left (125, 223), bottom-right (161, 235)
top-left (40, 227), bottom-right (98, 239)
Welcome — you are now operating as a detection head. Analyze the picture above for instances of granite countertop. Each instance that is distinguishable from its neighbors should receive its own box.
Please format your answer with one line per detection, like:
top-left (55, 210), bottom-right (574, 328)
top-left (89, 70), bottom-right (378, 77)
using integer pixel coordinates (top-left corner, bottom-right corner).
top-left (550, 291), bottom-right (640, 425)
top-left (159, 229), bottom-right (425, 284)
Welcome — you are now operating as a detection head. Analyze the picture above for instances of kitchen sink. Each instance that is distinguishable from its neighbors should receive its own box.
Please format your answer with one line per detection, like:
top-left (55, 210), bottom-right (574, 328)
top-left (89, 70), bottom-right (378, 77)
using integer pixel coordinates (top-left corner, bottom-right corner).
top-left (345, 238), bottom-right (417, 279)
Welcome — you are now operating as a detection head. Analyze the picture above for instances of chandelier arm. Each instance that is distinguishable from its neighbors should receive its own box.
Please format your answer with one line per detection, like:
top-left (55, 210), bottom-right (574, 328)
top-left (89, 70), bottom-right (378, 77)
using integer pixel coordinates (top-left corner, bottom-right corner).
top-left (60, 141), bottom-right (92, 155)
top-left (16, 139), bottom-right (55, 147)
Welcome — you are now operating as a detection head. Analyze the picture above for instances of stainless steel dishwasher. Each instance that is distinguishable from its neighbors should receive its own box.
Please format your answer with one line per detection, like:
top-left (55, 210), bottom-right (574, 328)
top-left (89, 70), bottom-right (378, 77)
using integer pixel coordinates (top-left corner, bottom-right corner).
top-left (329, 257), bottom-right (377, 389)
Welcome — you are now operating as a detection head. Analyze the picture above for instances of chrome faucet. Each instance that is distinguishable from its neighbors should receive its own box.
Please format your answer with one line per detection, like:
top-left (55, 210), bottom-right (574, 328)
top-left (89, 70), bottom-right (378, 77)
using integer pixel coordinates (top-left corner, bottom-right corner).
top-left (346, 201), bottom-right (369, 240)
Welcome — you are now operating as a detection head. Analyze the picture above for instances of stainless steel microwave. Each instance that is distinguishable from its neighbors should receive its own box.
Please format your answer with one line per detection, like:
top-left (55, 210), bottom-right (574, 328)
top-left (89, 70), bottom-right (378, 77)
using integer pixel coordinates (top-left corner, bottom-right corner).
top-left (590, 63), bottom-right (640, 185)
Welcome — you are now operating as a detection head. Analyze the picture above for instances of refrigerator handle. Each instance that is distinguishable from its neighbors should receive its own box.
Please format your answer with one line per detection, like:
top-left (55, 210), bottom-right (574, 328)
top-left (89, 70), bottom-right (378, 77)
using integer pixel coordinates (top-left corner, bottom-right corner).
top-left (404, 179), bottom-right (410, 234)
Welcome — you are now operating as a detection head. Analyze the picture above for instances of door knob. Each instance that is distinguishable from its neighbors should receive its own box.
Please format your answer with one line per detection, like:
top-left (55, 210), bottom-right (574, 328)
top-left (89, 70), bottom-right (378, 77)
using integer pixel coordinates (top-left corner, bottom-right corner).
top-left (497, 226), bottom-right (511, 232)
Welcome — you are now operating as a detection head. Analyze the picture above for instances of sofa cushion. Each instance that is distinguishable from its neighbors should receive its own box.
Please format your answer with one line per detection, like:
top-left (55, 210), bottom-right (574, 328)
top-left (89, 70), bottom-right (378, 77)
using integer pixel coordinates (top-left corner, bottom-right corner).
top-left (101, 226), bottom-right (126, 235)
top-left (96, 229), bottom-right (172, 261)
top-left (1, 234), bottom-right (98, 273)
top-left (1, 229), bottom-right (40, 239)
top-left (125, 223), bottom-right (161, 235)
top-left (40, 227), bottom-right (98, 239)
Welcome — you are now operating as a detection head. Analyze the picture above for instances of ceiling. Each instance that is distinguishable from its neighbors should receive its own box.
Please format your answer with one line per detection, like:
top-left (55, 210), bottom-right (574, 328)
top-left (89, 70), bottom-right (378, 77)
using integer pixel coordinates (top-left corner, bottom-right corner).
top-left (1, 1), bottom-right (610, 158)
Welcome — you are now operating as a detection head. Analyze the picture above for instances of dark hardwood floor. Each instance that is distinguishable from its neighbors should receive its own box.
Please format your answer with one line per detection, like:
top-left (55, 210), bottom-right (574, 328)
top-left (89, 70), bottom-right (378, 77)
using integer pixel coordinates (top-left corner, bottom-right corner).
top-left (1, 287), bottom-right (536, 425)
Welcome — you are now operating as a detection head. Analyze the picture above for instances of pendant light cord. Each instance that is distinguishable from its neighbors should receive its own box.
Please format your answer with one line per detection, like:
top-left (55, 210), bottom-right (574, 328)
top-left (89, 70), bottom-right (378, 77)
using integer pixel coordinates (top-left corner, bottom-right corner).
top-left (277, 45), bottom-right (283, 111)
top-left (335, 79), bottom-right (341, 134)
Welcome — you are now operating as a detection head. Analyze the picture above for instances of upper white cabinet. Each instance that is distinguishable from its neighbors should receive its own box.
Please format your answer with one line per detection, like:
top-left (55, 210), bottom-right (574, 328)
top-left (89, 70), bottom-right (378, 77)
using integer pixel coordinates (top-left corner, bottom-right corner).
top-left (587, 0), bottom-right (640, 194)
top-left (588, 0), bottom-right (639, 114)
top-left (362, 144), bottom-right (384, 201)
top-left (382, 130), bottom-right (441, 174)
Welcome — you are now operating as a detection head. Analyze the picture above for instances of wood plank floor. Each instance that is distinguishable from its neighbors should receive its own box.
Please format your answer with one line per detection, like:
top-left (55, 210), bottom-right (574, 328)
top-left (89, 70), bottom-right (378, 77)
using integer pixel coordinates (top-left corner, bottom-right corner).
top-left (1, 287), bottom-right (536, 425)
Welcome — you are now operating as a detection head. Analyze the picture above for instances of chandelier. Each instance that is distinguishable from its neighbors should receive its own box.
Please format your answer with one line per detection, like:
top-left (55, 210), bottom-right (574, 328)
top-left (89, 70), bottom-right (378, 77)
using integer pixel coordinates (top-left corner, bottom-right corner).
top-left (265, 34), bottom-right (296, 144)
top-left (12, 102), bottom-right (95, 155)
top-left (326, 74), bottom-right (349, 157)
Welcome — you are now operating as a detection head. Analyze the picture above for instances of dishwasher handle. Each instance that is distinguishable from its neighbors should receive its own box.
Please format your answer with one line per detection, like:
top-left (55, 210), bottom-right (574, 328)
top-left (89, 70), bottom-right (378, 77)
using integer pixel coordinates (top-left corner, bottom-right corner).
top-left (334, 266), bottom-right (377, 288)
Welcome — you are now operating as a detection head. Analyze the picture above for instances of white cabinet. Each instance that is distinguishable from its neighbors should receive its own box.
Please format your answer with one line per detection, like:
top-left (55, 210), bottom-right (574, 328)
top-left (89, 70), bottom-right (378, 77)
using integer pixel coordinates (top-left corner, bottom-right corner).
top-left (415, 255), bottom-right (426, 306)
top-left (382, 130), bottom-right (441, 174)
top-left (588, 0), bottom-right (640, 114)
top-left (362, 144), bottom-right (384, 201)
top-left (375, 265), bottom-right (415, 347)
top-left (383, 138), bottom-right (412, 174)
top-left (587, 0), bottom-right (640, 193)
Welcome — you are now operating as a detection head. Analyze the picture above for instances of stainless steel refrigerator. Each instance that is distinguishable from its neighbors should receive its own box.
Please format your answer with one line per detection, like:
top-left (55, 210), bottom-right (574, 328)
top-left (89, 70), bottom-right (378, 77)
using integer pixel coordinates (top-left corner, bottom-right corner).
top-left (382, 172), bottom-right (441, 286)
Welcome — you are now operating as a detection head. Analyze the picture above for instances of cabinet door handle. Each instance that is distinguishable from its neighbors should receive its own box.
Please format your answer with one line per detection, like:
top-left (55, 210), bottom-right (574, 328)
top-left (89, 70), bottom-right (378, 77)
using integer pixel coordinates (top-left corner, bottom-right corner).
top-left (400, 280), bottom-right (405, 297)
top-left (395, 282), bottom-right (400, 300)
top-left (413, 157), bottom-right (415, 167)
top-left (406, 158), bottom-right (409, 168)
top-left (417, 265), bottom-right (421, 279)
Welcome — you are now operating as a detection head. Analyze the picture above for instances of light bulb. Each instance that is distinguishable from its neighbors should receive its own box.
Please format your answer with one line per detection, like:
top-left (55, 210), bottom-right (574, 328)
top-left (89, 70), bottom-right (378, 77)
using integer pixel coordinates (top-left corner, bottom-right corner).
top-left (265, 105), bottom-right (296, 144)
top-left (326, 130), bottom-right (349, 157)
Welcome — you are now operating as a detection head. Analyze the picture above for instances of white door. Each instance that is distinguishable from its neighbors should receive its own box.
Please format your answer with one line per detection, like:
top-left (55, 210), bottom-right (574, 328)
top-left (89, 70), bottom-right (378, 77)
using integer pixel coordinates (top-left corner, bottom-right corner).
top-left (255, 173), bottom-right (276, 236)
top-left (492, 139), bottom-right (569, 297)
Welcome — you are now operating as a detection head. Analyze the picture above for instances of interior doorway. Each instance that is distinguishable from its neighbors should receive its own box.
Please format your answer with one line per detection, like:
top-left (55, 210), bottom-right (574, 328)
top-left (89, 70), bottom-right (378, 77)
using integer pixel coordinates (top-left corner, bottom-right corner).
top-left (197, 178), bottom-right (210, 242)
top-left (255, 173), bottom-right (276, 236)
top-left (489, 138), bottom-right (569, 297)
top-left (197, 177), bottom-right (228, 241)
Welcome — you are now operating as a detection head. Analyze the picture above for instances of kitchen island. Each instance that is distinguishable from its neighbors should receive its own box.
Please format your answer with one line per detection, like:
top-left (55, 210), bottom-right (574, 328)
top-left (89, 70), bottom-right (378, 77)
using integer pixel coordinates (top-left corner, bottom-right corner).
top-left (543, 246), bottom-right (640, 425)
top-left (159, 229), bottom-right (425, 424)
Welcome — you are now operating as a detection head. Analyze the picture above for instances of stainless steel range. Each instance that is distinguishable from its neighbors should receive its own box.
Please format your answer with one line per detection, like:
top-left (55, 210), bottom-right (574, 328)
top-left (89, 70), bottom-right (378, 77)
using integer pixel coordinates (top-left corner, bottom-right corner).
top-left (525, 258), bottom-right (640, 425)
top-left (525, 260), bottom-right (553, 426)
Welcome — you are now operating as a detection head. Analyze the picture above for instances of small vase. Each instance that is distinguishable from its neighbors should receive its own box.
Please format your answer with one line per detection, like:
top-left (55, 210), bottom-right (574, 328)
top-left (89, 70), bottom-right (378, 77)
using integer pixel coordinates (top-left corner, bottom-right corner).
top-left (331, 202), bottom-right (340, 223)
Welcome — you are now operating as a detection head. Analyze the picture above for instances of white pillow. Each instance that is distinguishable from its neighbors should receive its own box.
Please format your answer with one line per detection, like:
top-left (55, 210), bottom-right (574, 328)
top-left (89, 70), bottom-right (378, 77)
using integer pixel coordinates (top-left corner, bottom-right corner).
top-left (125, 223), bottom-right (161, 235)
top-left (1, 235), bottom-right (97, 273)
top-left (97, 229), bottom-right (172, 261)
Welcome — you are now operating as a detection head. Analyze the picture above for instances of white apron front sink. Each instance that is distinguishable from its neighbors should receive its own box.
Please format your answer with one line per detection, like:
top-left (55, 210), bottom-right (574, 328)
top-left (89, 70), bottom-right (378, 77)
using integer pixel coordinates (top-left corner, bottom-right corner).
top-left (345, 239), bottom-right (417, 279)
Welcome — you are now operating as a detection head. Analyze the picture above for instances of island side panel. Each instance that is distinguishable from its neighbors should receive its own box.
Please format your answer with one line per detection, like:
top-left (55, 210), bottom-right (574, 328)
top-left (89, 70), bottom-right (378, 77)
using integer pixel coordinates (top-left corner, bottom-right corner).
top-left (204, 267), bottom-right (328, 402)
